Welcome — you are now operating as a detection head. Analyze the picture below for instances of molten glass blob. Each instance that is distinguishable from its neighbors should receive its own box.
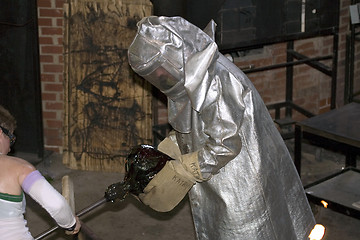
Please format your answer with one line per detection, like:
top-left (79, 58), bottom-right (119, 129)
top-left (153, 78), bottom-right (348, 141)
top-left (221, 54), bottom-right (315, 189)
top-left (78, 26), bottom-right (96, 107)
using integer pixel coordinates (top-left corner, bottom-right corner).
top-left (104, 144), bottom-right (172, 202)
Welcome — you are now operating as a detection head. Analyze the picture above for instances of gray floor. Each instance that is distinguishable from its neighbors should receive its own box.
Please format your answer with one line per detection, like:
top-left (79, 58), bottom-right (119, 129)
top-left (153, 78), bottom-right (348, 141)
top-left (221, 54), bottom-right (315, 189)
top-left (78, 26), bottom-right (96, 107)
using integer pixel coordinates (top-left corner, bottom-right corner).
top-left (18, 139), bottom-right (360, 240)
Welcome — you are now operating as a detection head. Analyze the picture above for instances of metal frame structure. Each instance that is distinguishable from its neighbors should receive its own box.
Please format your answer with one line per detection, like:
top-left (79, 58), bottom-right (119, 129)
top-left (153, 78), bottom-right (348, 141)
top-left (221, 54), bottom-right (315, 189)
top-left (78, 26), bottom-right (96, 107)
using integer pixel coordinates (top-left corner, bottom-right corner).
top-left (243, 27), bottom-right (339, 139)
top-left (294, 102), bottom-right (360, 220)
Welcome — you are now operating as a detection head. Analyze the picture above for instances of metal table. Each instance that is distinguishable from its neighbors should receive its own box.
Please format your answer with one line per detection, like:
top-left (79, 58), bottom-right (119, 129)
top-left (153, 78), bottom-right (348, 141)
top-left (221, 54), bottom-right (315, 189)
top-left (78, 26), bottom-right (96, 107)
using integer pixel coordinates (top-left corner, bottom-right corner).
top-left (304, 168), bottom-right (360, 219)
top-left (294, 102), bottom-right (360, 219)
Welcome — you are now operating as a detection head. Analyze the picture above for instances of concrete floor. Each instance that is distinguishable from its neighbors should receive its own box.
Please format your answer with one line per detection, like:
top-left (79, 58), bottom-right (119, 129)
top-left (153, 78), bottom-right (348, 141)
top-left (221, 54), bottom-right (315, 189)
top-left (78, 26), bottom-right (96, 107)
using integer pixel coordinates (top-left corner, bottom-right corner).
top-left (18, 139), bottom-right (360, 240)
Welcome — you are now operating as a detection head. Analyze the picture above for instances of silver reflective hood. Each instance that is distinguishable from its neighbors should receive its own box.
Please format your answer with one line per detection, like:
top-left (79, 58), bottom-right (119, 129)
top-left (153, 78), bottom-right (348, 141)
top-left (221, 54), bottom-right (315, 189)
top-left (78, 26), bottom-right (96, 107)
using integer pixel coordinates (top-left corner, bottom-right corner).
top-left (128, 16), bottom-right (218, 132)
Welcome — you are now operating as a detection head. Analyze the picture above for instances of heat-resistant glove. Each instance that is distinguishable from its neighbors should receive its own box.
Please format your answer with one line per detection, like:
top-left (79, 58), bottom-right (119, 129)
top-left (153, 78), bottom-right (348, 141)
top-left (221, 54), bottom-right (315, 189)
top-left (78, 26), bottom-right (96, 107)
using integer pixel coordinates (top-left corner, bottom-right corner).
top-left (158, 136), bottom-right (204, 182)
top-left (138, 160), bottom-right (196, 212)
top-left (157, 133), bottom-right (181, 159)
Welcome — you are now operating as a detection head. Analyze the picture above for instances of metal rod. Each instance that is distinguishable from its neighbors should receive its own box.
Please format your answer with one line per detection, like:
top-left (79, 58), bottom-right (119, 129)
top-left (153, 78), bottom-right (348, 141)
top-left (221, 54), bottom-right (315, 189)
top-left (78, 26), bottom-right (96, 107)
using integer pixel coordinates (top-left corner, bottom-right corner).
top-left (77, 198), bottom-right (107, 217)
top-left (35, 226), bottom-right (59, 240)
top-left (34, 197), bottom-right (107, 240)
top-left (243, 54), bottom-right (332, 74)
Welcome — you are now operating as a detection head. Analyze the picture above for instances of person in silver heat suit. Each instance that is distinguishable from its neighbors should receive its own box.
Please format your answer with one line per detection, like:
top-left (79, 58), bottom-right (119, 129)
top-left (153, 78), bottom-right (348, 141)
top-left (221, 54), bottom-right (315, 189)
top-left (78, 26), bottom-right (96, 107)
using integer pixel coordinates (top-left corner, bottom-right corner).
top-left (127, 16), bottom-right (316, 240)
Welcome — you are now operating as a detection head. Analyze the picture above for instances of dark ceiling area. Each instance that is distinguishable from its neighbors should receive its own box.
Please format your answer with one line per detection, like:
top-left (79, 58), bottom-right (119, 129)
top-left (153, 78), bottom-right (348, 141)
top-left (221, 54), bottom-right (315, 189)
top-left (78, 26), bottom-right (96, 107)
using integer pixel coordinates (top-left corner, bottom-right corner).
top-left (151, 0), bottom-right (339, 52)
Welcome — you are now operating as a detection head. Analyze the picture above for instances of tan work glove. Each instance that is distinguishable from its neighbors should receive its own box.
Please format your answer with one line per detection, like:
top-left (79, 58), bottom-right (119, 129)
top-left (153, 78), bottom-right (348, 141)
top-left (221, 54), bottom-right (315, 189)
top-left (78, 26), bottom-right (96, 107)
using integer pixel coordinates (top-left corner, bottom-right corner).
top-left (180, 152), bottom-right (203, 182)
top-left (157, 133), bottom-right (181, 159)
top-left (158, 136), bottom-right (204, 182)
top-left (139, 160), bottom-right (196, 212)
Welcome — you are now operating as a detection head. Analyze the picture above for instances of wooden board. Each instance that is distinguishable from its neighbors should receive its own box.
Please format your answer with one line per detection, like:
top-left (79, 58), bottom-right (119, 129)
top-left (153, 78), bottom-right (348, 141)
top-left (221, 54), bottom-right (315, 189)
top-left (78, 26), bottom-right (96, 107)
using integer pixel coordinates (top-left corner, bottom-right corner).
top-left (62, 175), bottom-right (87, 239)
top-left (62, 175), bottom-right (75, 213)
top-left (63, 0), bottom-right (153, 172)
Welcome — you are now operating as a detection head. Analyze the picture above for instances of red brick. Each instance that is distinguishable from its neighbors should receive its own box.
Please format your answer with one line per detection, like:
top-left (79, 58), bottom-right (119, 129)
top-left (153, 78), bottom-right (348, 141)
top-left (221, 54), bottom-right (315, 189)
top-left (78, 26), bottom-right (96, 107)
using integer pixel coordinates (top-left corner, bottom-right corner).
top-left (262, 96), bottom-right (271, 103)
top-left (46, 120), bottom-right (63, 128)
top-left (41, 27), bottom-right (62, 36)
top-left (43, 64), bottom-right (63, 73)
top-left (340, 15), bottom-right (349, 26)
top-left (158, 108), bottom-right (167, 117)
top-left (340, 34), bottom-right (347, 43)
top-left (57, 37), bottom-right (63, 45)
top-left (39, 36), bottom-right (53, 45)
top-left (45, 137), bottom-right (63, 147)
top-left (39, 8), bottom-right (63, 18)
top-left (42, 92), bottom-right (57, 101)
top-left (44, 83), bottom-right (63, 92)
top-left (56, 0), bottom-right (65, 8)
top-left (299, 48), bottom-right (317, 57)
top-left (341, 0), bottom-right (351, 8)
top-left (323, 37), bottom-right (333, 47)
top-left (274, 55), bottom-right (286, 64)
top-left (271, 44), bottom-right (287, 55)
top-left (41, 74), bottom-right (55, 82)
top-left (56, 18), bottom-right (63, 27)
top-left (37, 0), bottom-right (52, 8)
top-left (296, 41), bottom-right (314, 51)
top-left (252, 59), bottom-right (273, 69)
top-left (45, 101), bottom-right (63, 110)
top-left (273, 69), bottom-right (286, 79)
top-left (321, 47), bottom-right (331, 55)
top-left (40, 55), bottom-right (54, 63)
top-left (58, 54), bottom-right (63, 63)
top-left (41, 45), bottom-right (63, 54)
top-left (37, 18), bottom-right (52, 26)
top-left (42, 111), bottom-right (57, 119)
top-left (319, 105), bottom-right (331, 114)
top-left (319, 98), bottom-right (328, 107)
top-left (43, 128), bottom-right (61, 137)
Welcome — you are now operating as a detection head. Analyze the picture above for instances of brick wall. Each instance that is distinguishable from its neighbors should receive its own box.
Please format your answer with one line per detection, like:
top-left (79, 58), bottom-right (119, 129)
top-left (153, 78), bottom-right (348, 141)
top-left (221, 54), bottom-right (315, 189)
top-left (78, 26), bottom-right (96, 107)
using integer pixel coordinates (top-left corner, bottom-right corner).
top-left (233, 0), bottom-right (350, 121)
top-left (37, 0), bottom-right (351, 152)
top-left (233, 37), bottom-right (334, 121)
top-left (37, 0), bottom-right (64, 152)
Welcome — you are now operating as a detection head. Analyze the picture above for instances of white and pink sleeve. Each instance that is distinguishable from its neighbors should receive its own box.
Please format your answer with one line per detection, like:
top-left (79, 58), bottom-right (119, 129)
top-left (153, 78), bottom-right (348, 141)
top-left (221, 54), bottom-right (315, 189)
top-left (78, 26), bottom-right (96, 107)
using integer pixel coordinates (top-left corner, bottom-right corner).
top-left (22, 170), bottom-right (76, 229)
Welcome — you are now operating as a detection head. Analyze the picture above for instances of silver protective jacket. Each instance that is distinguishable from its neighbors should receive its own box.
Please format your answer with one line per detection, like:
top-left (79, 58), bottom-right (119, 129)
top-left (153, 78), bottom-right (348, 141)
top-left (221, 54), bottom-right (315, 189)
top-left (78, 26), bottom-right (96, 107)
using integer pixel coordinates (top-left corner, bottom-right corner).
top-left (128, 16), bottom-right (315, 240)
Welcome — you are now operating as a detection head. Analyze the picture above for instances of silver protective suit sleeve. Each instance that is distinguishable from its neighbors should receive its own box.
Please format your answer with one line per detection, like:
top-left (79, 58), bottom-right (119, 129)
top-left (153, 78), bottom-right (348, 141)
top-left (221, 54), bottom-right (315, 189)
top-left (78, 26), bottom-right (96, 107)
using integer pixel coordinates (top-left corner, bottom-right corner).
top-left (128, 16), bottom-right (316, 240)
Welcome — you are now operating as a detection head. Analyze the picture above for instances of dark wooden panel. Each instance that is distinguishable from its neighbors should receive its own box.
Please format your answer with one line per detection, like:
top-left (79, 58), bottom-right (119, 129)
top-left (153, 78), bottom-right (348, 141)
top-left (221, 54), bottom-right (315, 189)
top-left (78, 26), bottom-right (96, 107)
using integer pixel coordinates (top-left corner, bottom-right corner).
top-left (63, 0), bottom-right (153, 172)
